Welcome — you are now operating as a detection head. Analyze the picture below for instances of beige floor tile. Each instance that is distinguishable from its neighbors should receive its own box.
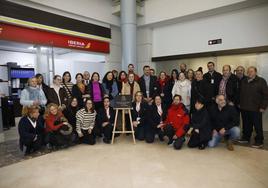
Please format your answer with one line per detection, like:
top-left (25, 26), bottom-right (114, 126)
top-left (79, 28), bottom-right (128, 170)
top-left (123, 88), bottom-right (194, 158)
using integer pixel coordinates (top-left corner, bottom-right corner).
top-left (0, 137), bottom-right (268, 188)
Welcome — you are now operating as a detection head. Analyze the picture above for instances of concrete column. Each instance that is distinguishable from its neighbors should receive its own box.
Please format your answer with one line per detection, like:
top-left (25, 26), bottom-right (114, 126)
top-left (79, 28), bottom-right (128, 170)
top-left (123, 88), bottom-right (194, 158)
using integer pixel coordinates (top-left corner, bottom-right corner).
top-left (120, 0), bottom-right (137, 71)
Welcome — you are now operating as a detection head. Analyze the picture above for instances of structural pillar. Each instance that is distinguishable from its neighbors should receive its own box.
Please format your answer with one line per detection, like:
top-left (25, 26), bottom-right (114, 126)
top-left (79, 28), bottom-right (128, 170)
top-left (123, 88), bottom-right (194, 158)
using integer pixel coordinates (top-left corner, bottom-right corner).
top-left (120, 0), bottom-right (137, 71)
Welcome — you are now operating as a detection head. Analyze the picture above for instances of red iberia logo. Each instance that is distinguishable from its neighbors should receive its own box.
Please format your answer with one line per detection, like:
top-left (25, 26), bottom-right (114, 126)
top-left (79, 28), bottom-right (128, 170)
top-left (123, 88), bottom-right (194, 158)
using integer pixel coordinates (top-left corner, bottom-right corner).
top-left (85, 42), bottom-right (91, 49)
top-left (68, 40), bottom-right (86, 48)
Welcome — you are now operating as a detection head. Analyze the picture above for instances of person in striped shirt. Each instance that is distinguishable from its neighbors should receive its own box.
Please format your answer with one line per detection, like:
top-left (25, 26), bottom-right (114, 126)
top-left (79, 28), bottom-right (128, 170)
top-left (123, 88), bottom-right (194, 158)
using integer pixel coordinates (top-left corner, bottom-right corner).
top-left (62, 71), bottom-right (74, 104)
top-left (76, 98), bottom-right (97, 145)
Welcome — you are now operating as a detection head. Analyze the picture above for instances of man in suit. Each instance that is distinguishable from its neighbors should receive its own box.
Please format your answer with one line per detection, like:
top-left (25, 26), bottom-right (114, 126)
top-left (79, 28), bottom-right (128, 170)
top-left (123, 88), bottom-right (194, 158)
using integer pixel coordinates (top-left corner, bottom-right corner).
top-left (138, 65), bottom-right (159, 104)
top-left (128, 64), bottom-right (140, 81)
top-left (83, 71), bottom-right (91, 85)
top-left (203, 61), bottom-right (222, 99)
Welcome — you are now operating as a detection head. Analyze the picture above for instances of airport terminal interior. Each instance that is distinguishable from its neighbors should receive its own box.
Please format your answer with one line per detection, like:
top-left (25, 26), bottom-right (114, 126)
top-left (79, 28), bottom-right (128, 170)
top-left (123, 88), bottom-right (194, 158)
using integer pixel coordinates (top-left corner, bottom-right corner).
top-left (0, 0), bottom-right (268, 188)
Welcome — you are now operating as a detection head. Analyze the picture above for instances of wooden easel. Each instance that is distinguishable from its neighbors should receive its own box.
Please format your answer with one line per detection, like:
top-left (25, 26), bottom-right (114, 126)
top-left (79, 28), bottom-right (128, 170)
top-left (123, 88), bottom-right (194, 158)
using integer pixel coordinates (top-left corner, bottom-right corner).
top-left (111, 108), bottom-right (136, 144)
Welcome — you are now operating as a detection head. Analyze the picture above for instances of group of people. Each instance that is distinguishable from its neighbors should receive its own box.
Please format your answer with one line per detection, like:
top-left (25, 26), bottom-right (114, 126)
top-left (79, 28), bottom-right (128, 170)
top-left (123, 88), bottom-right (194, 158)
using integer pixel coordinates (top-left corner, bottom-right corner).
top-left (18, 62), bottom-right (268, 155)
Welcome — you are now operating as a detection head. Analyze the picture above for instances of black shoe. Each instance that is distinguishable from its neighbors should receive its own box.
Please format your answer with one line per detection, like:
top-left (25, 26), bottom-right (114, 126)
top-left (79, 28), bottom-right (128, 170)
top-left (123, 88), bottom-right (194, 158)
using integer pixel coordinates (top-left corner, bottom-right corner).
top-left (251, 142), bottom-right (264, 149)
top-left (159, 135), bottom-right (164, 142)
top-left (236, 139), bottom-right (249, 144)
top-left (103, 138), bottom-right (111, 144)
top-left (167, 139), bottom-right (174, 145)
top-left (198, 144), bottom-right (206, 150)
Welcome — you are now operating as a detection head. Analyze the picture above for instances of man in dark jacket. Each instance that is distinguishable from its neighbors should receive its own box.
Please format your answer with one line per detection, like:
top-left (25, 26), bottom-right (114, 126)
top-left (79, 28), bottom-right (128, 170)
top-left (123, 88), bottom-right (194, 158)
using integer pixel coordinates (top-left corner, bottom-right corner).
top-left (138, 65), bottom-right (159, 104)
top-left (203, 62), bottom-right (222, 99)
top-left (235, 66), bottom-right (246, 113)
top-left (191, 68), bottom-right (214, 112)
top-left (238, 66), bottom-right (268, 148)
top-left (208, 95), bottom-right (240, 151)
top-left (218, 65), bottom-right (239, 106)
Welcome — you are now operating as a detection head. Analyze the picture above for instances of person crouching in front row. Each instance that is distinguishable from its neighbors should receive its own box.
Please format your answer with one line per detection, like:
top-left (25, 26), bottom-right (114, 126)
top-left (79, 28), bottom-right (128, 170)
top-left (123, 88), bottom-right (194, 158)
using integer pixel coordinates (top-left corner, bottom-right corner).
top-left (185, 98), bottom-right (212, 150)
top-left (159, 95), bottom-right (190, 150)
top-left (208, 95), bottom-right (240, 151)
top-left (44, 103), bottom-right (73, 149)
top-left (97, 97), bottom-right (115, 144)
top-left (76, 98), bottom-right (98, 145)
top-left (131, 91), bottom-right (151, 141)
top-left (147, 95), bottom-right (168, 143)
top-left (18, 106), bottom-right (46, 156)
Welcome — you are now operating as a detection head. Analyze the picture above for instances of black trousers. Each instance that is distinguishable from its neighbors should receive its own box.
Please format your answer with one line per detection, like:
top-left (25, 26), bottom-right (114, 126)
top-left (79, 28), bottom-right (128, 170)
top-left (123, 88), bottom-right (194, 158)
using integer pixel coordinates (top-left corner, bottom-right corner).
top-left (80, 129), bottom-right (96, 145)
top-left (94, 101), bottom-right (103, 113)
top-left (24, 135), bottom-right (43, 154)
top-left (102, 123), bottom-right (113, 141)
top-left (134, 124), bottom-right (145, 141)
top-left (48, 131), bottom-right (72, 147)
top-left (241, 110), bottom-right (264, 144)
top-left (163, 124), bottom-right (185, 150)
top-left (188, 131), bottom-right (207, 148)
top-left (145, 127), bottom-right (164, 143)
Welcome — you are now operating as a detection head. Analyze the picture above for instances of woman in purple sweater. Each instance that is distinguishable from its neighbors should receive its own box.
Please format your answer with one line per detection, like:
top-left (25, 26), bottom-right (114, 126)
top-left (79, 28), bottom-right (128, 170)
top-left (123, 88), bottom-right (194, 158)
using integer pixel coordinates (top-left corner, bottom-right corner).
top-left (89, 72), bottom-right (106, 112)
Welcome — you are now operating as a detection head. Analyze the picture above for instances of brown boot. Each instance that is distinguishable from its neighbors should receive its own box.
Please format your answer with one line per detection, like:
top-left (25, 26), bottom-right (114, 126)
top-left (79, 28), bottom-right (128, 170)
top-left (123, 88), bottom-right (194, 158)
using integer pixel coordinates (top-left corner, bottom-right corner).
top-left (226, 139), bottom-right (234, 151)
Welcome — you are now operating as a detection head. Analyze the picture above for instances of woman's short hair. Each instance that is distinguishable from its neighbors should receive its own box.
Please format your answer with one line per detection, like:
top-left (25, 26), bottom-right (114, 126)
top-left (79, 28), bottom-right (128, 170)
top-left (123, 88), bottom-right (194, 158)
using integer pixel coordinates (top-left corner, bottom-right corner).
top-left (75, 73), bottom-right (84, 79)
top-left (22, 105), bottom-right (40, 117)
top-left (91, 72), bottom-right (100, 81)
top-left (173, 94), bottom-right (182, 101)
top-left (134, 91), bottom-right (144, 101)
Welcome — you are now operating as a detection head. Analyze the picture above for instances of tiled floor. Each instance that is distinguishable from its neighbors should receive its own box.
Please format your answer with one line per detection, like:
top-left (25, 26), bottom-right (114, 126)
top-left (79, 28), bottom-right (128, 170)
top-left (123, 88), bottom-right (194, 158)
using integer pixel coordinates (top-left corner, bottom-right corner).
top-left (0, 123), bottom-right (268, 168)
top-left (0, 136), bottom-right (268, 188)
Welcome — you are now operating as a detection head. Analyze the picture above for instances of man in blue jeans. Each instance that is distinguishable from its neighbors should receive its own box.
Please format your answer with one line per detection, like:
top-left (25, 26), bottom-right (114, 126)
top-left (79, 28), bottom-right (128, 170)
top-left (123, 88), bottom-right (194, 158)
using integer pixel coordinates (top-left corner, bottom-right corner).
top-left (208, 95), bottom-right (240, 151)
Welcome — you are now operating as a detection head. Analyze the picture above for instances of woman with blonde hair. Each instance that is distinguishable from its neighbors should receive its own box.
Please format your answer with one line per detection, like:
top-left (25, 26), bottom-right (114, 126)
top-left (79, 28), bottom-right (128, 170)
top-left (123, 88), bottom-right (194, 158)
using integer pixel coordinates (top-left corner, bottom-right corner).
top-left (18, 105), bottom-right (45, 155)
top-left (172, 72), bottom-right (191, 111)
top-left (20, 77), bottom-right (47, 115)
top-left (44, 103), bottom-right (73, 149)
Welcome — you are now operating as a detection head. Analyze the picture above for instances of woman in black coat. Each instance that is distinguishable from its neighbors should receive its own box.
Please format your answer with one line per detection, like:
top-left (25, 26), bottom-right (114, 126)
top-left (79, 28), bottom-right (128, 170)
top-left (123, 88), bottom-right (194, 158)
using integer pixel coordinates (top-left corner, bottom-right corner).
top-left (131, 91), bottom-right (150, 141)
top-left (148, 95), bottom-right (168, 143)
top-left (186, 99), bottom-right (212, 149)
top-left (63, 97), bottom-right (80, 144)
top-left (97, 97), bottom-right (116, 144)
top-left (157, 71), bottom-right (173, 108)
top-left (18, 106), bottom-right (45, 155)
top-left (47, 75), bottom-right (68, 108)
top-left (165, 69), bottom-right (179, 108)
top-left (72, 73), bottom-right (91, 108)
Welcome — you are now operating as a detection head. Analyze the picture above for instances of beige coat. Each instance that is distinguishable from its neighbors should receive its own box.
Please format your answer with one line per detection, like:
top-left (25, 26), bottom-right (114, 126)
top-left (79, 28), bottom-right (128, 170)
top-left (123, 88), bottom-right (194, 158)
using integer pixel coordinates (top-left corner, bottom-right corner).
top-left (122, 81), bottom-right (141, 101)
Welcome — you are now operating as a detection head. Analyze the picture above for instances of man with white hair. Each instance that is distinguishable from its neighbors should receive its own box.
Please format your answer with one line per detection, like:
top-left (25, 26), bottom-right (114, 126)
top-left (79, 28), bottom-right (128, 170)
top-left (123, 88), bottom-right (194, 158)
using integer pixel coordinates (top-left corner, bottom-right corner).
top-left (83, 71), bottom-right (91, 85)
top-left (208, 94), bottom-right (240, 151)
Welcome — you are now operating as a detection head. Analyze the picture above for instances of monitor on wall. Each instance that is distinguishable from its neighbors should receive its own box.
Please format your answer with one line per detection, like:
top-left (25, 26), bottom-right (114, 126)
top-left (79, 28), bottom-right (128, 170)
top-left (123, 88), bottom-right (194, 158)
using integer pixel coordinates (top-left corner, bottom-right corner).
top-left (10, 68), bottom-right (35, 79)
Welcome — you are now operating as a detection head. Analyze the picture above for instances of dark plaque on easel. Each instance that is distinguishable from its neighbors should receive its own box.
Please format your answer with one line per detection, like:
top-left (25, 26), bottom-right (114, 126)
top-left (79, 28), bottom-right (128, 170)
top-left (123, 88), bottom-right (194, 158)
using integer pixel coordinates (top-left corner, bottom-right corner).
top-left (114, 95), bottom-right (132, 108)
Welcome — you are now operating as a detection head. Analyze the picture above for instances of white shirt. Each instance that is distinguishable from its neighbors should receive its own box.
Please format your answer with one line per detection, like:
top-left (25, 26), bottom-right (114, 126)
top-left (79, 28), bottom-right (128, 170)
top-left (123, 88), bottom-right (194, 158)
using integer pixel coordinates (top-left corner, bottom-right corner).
top-left (105, 107), bottom-right (110, 119)
top-left (51, 84), bottom-right (62, 106)
top-left (27, 117), bottom-right (37, 128)
top-left (157, 104), bottom-right (163, 116)
top-left (136, 102), bottom-right (141, 112)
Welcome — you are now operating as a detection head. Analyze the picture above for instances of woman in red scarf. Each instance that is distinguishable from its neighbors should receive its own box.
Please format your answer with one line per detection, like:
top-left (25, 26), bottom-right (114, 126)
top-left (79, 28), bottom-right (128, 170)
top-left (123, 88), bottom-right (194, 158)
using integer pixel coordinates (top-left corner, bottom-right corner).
top-left (159, 94), bottom-right (190, 150)
top-left (44, 103), bottom-right (73, 148)
top-left (158, 71), bottom-right (173, 108)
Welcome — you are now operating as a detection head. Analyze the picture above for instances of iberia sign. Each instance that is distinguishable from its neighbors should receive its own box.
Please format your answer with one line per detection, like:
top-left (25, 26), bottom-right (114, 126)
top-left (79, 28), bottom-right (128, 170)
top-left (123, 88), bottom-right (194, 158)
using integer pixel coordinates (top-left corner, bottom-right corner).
top-left (0, 23), bottom-right (109, 53)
